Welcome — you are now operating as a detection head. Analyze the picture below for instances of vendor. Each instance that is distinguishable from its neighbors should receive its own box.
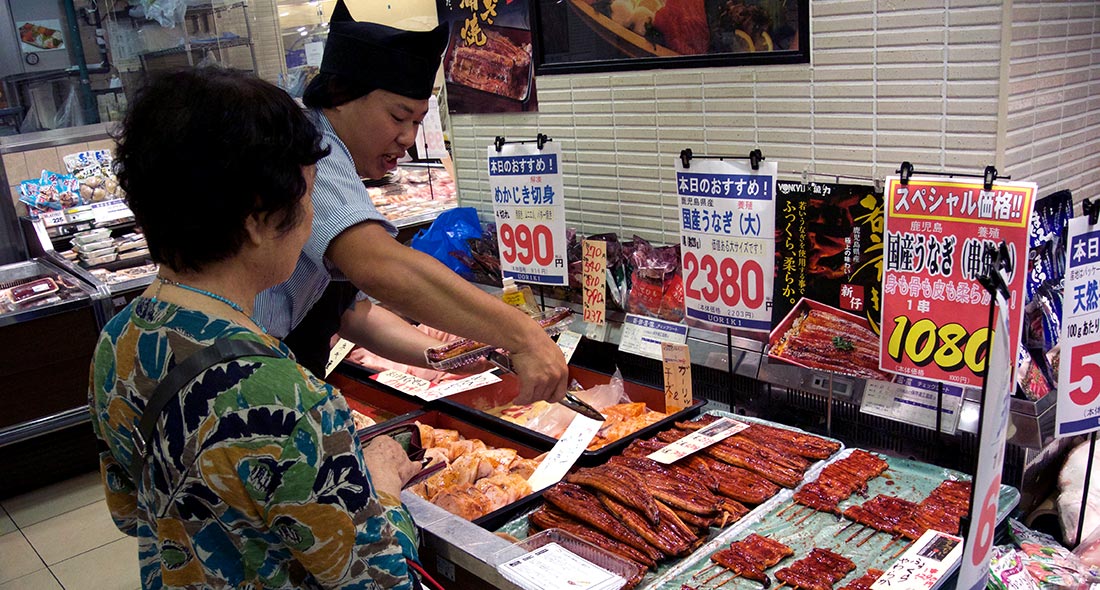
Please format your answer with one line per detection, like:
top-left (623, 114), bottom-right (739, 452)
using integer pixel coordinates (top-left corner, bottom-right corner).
top-left (90, 68), bottom-right (424, 588)
top-left (254, 0), bottom-right (568, 405)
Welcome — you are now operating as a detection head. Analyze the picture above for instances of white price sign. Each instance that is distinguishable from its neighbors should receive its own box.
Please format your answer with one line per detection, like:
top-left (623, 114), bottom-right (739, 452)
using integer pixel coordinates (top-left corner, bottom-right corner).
top-left (860, 376), bottom-right (965, 434)
top-left (647, 417), bottom-right (748, 464)
top-left (958, 290), bottom-right (1014, 590)
top-left (618, 313), bottom-right (688, 361)
top-left (526, 415), bottom-right (602, 492)
top-left (498, 543), bottom-right (625, 590)
top-left (677, 158), bottom-right (776, 332)
top-left (488, 142), bottom-right (568, 286)
top-left (419, 371), bottom-right (501, 401)
top-left (1057, 216), bottom-right (1100, 437)
top-left (871, 530), bottom-right (963, 590)
top-left (374, 369), bottom-right (432, 396)
top-left (556, 330), bottom-right (582, 364)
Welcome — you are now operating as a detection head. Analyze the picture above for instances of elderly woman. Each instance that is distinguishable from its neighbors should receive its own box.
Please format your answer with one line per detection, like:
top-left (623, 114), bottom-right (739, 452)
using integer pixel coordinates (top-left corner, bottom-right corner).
top-left (89, 68), bottom-right (423, 589)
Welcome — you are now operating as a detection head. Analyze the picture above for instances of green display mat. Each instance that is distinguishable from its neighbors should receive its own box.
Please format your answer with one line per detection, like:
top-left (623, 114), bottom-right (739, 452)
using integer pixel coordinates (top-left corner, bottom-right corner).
top-left (495, 410), bottom-right (1020, 590)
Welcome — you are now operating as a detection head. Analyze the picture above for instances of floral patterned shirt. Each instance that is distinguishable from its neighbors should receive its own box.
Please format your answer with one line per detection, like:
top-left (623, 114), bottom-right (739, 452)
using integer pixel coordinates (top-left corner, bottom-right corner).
top-left (89, 297), bottom-right (419, 589)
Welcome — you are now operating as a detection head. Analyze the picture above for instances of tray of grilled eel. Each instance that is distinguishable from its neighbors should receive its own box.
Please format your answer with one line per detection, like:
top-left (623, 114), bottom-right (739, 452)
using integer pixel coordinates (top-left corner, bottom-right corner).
top-left (494, 411), bottom-right (845, 589)
top-left (655, 447), bottom-right (1021, 590)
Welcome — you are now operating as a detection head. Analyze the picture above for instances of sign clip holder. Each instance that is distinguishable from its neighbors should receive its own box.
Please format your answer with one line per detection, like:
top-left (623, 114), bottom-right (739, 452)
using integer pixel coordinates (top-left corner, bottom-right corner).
top-left (896, 161), bottom-right (1011, 189)
top-left (679, 148), bottom-right (767, 171)
top-left (494, 134), bottom-right (552, 152)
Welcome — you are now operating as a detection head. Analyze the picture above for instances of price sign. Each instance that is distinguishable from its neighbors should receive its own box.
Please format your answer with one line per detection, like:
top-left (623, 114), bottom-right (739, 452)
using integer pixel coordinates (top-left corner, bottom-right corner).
top-left (324, 338), bottom-right (356, 378)
top-left (958, 290), bottom-right (1014, 590)
top-left (374, 369), bottom-right (432, 396)
top-left (860, 376), bottom-right (965, 434)
top-left (488, 142), bottom-right (568, 286)
top-left (1057, 217), bottom-right (1100, 437)
top-left (304, 41), bottom-right (324, 66)
top-left (556, 330), bottom-right (582, 364)
top-left (619, 313), bottom-right (689, 361)
top-left (661, 342), bottom-right (692, 412)
top-left (526, 415), bottom-right (603, 492)
top-left (879, 176), bottom-right (1036, 387)
top-left (420, 370), bottom-right (501, 401)
top-left (582, 239), bottom-right (607, 325)
top-left (677, 158), bottom-right (776, 332)
top-left (647, 417), bottom-right (748, 464)
top-left (498, 543), bottom-right (625, 590)
top-left (871, 530), bottom-right (963, 590)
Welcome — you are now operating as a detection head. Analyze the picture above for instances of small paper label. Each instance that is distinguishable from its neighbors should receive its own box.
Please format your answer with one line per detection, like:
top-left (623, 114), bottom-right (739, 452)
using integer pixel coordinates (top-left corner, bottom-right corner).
top-left (498, 543), bottom-right (624, 590)
top-left (324, 338), bottom-right (356, 378)
top-left (526, 415), bottom-right (603, 491)
top-left (502, 290), bottom-right (527, 308)
top-left (619, 313), bottom-right (688, 361)
top-left (647, 417), bottom-right (748, 464)
top-left (304, 41), bottom-right (324, 67)
top-left (661, 342), bottom-right (692, 412)
top-left (582, 240), bottom-right (607, 325)
top-left (556, 330), bottom-right (582, 364)
top-left (374, 369), bottom-right (432, 396)
top-left (420, 371), bottom-right (501, 401)
top-left (871, 530), bottom-right (963, 590)
top-left (860, 377), bottom-right (964, 434)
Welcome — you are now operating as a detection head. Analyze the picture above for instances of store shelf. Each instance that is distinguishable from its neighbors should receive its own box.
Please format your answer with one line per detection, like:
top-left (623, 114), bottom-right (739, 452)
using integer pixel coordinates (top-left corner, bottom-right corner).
top-left (139, 36), bottom-right (252, 60)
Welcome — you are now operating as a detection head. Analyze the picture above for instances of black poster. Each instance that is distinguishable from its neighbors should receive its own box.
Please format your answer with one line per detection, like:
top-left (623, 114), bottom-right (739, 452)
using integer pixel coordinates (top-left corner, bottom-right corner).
top-left (767, 181), bottom-right (888, 380)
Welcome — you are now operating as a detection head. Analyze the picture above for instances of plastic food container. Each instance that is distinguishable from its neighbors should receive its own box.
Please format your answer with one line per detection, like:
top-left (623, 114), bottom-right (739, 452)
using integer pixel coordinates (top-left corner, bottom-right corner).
top-left (75, 239), bottom-right (115, 255)
top-left (425, 307), bottom-right (574, 370)
top-left (71, 229), bottom-right (111, 246)
top-left (82, 251), bottom-right (118, 265)
top-left (493, 528), bottom-right (642, 590)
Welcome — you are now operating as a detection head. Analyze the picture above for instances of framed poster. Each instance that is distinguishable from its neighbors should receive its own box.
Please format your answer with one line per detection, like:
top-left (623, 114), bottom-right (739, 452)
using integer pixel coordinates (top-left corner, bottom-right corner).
top-left (532, 0), bottom-right (809, 74)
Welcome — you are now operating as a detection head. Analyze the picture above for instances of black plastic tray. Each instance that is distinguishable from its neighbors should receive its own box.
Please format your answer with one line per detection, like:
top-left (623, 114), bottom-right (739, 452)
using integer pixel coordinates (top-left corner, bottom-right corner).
top-left (437, 365), bottom-right (705, 465)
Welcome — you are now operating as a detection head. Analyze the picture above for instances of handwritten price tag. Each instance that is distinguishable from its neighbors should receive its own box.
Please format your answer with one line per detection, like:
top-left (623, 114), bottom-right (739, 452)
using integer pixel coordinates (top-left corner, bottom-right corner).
top-left (324, 338), bottom-right (357, 378)
top-left (374, 369), bottom-right (432, 396)
top-left (647, 416), bottom-right (748, 464)
top-left (419, 371), bottom-right (501, 401)
top-left (526, 415), bottom-right (603, 492)
top-left (582, 239), bottom-right (607, 325)
top-left (661, 342), bottom-right (692, 412)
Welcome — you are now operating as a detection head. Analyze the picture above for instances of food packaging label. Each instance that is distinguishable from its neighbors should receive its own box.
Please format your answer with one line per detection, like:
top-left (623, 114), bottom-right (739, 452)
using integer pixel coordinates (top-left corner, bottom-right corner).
top-left (860, 376), bottom-right (965, 434)
top-left (374, 369), bottom-right (432, 396)
top-left (870, 529), bottom-right (963, 590)
top-left (498, 542), bottom-right (624, 590)
top-left (646, 416), bottom-right (748, 464)
top-left (526, 414), bottom-right (602, 492)
top-left (618, 313), bottom-right (688, 361)
top-left (1056, 216), bottom-right (1100, 437)
top-left (661, 342), bottom-right (692, 413)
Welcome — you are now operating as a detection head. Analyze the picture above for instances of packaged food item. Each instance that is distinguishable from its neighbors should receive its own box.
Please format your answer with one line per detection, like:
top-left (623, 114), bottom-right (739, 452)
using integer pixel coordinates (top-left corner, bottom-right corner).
top-left (1008, 518), bottom-right (1097, 589)
top-left (2, 277), bottom-right (58, 305)
top-left (500, 277), bottom-right (540, 316)
top-left (425, 307), bottom-right (573, 370)
top-left (624, 235), bottom-right (683, 322)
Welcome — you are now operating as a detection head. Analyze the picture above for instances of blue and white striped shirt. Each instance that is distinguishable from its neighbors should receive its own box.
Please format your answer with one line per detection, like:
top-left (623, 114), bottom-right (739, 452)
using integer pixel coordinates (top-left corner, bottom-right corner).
top-left (253, 109), bottom-right (397, 338)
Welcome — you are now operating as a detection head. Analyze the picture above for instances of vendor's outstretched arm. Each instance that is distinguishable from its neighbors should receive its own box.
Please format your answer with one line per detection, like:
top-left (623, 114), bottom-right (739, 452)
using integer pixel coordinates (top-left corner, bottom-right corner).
top-left (337, 300), bottom-right (441, 368)
top-left (328, 221), bottom-right (568, 404)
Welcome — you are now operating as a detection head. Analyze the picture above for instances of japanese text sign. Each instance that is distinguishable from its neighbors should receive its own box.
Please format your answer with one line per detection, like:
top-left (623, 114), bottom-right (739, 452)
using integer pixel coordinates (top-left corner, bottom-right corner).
top-left (661, 342), bottom-right (692, 412)
top-left (374, 369), bottom-right (432, 396)
top-left (582, 239), bottom-right (607, 325)
top-left (860, 376), bottom-right (965, 435)
top-left (526, 415), bottom-right (603, 492)
top-left (489, 142), bottom-right (568, 285)
top-left (871, 530), bottom-right (963, 590)
top-left (959, 291), bottom-right (1014, 590)
top-left (647, 416), bottom-right (748, 464)
top-left (1057, 216), bottom-right (1100, 437)
top-left (677, 158), bottom-right (777, 332)
top-left (879, 176), bottom-right (1036, 386)
top-left (619, 313), bottom-right (689, 361)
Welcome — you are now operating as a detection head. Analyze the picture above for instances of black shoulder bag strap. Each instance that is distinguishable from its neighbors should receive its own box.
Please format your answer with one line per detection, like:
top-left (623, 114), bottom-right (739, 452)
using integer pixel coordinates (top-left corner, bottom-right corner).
top-left (128, 338), bottom-right (282, 484)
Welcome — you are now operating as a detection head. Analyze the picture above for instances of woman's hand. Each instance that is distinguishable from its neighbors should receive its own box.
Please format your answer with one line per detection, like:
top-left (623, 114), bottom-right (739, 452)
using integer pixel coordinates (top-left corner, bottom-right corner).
top-left (362, 435), bottom-right (419, 498)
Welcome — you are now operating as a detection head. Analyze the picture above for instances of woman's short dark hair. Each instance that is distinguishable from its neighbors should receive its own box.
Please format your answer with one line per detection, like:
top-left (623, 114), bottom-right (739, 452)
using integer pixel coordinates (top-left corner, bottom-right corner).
top-left (114, 68), bottom-right (330, 273)
top-left (301, 72), bottom-right (376, 108)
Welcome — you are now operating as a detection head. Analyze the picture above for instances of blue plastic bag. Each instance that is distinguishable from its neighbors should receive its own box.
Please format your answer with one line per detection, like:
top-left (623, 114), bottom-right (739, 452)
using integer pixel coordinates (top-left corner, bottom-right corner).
top-left (410, 207), bottom-right (482, 278)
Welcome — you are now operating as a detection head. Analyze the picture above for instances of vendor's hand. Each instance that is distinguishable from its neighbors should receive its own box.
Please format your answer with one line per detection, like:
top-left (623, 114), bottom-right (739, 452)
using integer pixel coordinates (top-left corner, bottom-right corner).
top-left (509, 330), bottom-right (568, 405)
top-left (362, 435), bottom-right (419, 498)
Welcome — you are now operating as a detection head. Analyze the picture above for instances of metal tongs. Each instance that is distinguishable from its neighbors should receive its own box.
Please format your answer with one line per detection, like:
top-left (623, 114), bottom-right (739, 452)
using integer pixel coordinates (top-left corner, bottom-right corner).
top-left (487, 350), bottom-right (605, 421)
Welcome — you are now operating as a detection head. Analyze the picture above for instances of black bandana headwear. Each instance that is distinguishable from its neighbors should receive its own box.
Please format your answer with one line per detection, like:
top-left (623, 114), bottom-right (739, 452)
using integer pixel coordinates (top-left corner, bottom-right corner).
top-left (316, 0), bottom-right (448, 100)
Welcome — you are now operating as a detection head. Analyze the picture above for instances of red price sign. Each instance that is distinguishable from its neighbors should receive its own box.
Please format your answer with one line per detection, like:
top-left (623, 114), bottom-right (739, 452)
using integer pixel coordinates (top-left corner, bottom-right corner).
top-left (499, 222), bottom-right (554, 266)
top-left (582, 239), bottom-right (607, 325)
top-left (1067, 340), bottom-right (1100, 406)
top-left (683, 252), bottom-right (766, 310)
top-left (970, 474), bottom-right (1001, 567)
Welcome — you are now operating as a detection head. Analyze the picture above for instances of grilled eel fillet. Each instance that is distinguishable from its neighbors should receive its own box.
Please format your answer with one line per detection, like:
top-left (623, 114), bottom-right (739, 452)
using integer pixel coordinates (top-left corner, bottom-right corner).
top-left (607, 456), bottom-right (729, 516)
top-left (565, 464), bottom-right (660, 525)
top-left (528, 504), bottom-right (656, 568)
top-left (658, 428), bottom-right (804, 488)
top-left (543, 482), bottom-right (663, 562)
top-left (596, 493), bottom-right (692, 557)
top-left (621, 436), bottom-right (779, 504)
top-left (675, 415), bottom-right (840, 460)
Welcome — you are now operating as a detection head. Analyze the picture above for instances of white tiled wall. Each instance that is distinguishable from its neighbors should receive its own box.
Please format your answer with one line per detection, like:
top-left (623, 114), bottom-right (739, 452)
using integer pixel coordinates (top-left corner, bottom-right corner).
top-left (449, 0), bottom-right (1100, 244)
